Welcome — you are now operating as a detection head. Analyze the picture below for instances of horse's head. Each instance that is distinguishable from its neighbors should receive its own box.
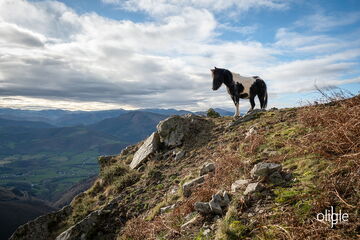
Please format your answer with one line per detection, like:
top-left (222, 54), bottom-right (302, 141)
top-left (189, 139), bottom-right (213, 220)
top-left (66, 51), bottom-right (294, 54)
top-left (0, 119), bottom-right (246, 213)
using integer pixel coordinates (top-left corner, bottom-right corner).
top-left (211, 67), bottom-right (224, 91)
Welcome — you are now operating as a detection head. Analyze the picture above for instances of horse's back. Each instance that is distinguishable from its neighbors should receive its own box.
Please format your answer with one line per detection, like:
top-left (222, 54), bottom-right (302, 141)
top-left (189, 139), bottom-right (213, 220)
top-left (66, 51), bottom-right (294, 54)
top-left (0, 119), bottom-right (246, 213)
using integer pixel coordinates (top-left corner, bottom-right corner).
top-left (231, 72), bottom-right (255, 95)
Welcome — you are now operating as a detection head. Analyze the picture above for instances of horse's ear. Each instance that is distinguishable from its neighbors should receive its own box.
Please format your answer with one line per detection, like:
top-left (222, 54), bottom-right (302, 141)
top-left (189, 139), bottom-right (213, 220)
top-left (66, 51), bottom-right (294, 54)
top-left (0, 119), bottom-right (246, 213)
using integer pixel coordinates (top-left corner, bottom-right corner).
top-left (214, 66), bottom-right (217, 69)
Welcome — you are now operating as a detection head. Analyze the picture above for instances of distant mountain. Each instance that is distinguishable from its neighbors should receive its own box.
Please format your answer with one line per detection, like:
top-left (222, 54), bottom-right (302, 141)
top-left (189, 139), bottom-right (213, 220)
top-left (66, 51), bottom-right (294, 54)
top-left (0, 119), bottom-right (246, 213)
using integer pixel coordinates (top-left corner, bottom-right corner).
top-left (0, 125), bottom-right (127, 155)
top-left (88, 111), bottom-right (168, 143)
top-left (140, 108), bottom-right (192, 116)
top-left (0, 186), bottom-right (54, 240)
top-left (195, 108), bottom-right (234, 116)
top-left (0, 107), bottom-right (232, 127)
top-left (213, 108), bottom-right (233, 116)
top-left (0, 108), bottom-right (128, 127)
top-left (0, 118), bottom-right (54, 128)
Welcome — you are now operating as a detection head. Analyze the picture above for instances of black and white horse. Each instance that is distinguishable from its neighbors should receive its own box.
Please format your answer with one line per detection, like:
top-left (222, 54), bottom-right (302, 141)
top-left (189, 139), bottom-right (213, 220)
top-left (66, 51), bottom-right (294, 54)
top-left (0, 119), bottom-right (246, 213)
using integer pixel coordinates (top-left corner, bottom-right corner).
top-left (211, 67), bottom-right (268, 117)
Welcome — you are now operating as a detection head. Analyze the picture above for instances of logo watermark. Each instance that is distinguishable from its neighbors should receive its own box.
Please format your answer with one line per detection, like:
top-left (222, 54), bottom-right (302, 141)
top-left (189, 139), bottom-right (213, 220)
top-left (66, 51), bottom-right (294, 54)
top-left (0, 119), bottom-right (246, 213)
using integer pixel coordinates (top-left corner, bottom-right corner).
top-left (316, 206), bottom-right (349, 228)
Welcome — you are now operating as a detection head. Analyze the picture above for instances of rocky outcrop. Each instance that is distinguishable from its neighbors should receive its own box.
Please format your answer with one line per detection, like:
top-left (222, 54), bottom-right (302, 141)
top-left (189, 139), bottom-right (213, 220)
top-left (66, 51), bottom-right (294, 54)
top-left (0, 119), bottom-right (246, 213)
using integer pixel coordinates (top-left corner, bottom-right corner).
top-left (10, 205), bottom-right (72, 240)
top-left (227, 109), bottom-right (266, 128)
top-left (157, 115), bottom-right (189, 147)
top-left (56, 210), bottom-right (102, 240)
top-left (194, 190), bottom-right (230, 215)
top-left (157, 114), bottom-right (205, 148)
top-left (130, 132), bottom-right (160, 169)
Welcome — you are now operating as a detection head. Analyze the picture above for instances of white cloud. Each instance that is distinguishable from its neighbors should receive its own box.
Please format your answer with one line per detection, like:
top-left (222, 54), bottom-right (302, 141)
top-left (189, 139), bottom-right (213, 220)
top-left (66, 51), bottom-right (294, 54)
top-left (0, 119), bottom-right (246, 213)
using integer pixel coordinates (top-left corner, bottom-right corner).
top-left (0, 0), bottom-right (359, 111)
top-left (295, 11), bottom-right (360, 32)
top-left (104, 0), bottom-right (288, 17)
top-left (264, 50), bottom-right (360, 94)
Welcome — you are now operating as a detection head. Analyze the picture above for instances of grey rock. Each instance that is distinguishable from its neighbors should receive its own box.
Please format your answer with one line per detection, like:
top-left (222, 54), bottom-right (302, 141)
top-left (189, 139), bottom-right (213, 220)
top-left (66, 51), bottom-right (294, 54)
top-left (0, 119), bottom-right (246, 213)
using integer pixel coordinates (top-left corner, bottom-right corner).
top-left (160, 204), bottom-right (175, 214)
top-left (130, 132), bottom-right (160, 169)
top-left (209, 198), bottom-right (223, 215)
top-left (174, 150), bottom-right (185, 160)
top-left (268, 171), bottom-right (284, 184)
top-left (156, 115), bottom-right (190, 147)
top-left (10, 206), bottom-right (72, 240)
top-left (231, 179), bottom-right (250, 193)
top-left (183, 176), bottom-right (205, 197)
top-left (195, 190), bottom-right (230, 215)
top-left (227, 110), bottom-right (265, 128)
top-left (194, 202), bottom-right (212, 214)
top-left (199, 162), bottom-right (215, 176)
top-left (250, 162), bottom-right (282, 178)
top-left (222, 191), bottom-right (231, 206)
top-left (213, 190), bottom-right (230, 207)
top-left (245, 126), bottom-right (257, 139)
top-left (156, 114), bottom-right (205, 147)
top-left (244, 182), bottom-right (264, 195)
top-left (56, 210), bottom-right (102, 240)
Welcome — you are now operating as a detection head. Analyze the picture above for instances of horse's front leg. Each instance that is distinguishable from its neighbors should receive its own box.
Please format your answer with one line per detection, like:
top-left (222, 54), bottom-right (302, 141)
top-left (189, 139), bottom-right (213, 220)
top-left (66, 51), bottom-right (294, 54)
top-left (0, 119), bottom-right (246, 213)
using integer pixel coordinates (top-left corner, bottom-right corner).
top-left (232, 96), bottom-right (240, 118)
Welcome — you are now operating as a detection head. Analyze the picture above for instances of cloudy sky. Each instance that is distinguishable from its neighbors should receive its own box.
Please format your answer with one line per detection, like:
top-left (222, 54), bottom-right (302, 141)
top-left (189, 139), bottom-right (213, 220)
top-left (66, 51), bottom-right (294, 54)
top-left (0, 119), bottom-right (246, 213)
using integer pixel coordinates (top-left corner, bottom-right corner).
top-left (0, 0), bottom-right (359, 111)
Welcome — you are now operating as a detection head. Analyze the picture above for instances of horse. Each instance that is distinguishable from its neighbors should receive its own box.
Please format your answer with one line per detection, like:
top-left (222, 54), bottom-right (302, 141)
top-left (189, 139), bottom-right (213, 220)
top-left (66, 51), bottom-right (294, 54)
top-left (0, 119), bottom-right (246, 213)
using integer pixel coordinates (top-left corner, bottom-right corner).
top-left (211, 67), bottom-right (268, 117)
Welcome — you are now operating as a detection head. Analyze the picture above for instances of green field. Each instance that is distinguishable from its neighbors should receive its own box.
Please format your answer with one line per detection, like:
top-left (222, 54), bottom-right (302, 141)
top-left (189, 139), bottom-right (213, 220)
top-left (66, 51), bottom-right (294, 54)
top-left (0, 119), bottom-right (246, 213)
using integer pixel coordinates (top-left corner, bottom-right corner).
top-left (0, 151), bottom-right (101, 200)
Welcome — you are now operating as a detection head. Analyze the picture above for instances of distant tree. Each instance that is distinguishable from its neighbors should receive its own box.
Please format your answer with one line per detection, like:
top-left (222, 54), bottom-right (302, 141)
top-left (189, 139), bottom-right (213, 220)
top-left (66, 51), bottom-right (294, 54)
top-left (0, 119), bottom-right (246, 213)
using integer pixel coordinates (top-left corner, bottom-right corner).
top-left (207, 108), bottom-right (220, 118)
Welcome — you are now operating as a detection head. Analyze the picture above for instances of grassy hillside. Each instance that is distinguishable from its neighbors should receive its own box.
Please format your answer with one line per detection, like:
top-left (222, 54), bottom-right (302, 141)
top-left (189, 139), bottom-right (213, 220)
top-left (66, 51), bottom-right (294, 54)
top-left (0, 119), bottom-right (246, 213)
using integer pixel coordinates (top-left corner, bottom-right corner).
top-left (11, 95), bottom-right (360, 240)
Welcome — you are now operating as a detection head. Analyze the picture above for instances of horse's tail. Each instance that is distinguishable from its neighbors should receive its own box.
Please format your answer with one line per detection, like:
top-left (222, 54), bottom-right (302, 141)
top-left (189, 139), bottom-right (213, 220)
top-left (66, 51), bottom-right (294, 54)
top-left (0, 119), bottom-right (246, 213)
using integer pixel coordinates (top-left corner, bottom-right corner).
top-left (257, 79), bottom-right (267, 109)
top-left (263, 88), bottom-right (268, 109)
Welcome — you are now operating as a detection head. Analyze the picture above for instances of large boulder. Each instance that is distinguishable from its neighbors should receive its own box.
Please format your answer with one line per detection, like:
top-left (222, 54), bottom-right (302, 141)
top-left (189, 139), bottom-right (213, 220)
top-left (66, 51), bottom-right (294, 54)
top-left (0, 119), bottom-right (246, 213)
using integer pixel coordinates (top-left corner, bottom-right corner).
top-left (157, 115), bottom-right (189, 147)
top-left (130, 132), bottom-right (160, 169)
top-left (156, 114), bottom-right (204, 148)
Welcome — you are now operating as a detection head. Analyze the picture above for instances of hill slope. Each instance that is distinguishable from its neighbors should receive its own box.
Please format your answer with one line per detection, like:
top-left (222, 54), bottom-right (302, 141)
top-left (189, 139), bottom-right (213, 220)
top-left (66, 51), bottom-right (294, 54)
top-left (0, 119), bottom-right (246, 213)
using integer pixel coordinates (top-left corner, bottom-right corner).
top-left (88, 111), bottom-right (168, 143)
top-left (10, 96), bottom-right (360, 240)
top-left (0, 186), bottom-right (55, 240)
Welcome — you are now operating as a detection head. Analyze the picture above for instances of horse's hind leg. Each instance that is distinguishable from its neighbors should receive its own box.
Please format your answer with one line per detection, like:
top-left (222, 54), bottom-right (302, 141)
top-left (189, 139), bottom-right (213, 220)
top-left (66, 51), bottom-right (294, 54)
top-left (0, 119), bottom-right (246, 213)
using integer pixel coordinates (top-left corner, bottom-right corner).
top-left (258, 92), bottom-right (265, 109)
top-left (248, 95), bottom-right (255, 113)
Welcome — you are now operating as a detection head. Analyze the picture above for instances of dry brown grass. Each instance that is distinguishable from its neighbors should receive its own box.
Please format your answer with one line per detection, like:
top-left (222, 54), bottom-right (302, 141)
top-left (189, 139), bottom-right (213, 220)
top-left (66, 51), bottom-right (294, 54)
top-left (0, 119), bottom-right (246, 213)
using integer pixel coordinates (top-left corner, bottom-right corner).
top-left (299, 94), bottom-right (360, 157)
top-left (283, 94), bottom-right (360, 239)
